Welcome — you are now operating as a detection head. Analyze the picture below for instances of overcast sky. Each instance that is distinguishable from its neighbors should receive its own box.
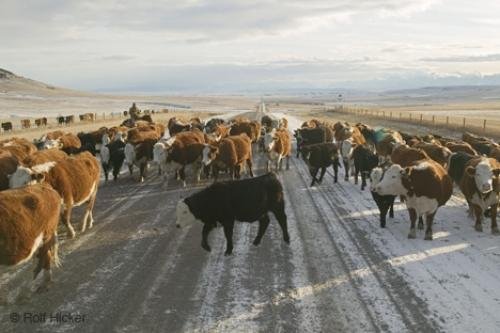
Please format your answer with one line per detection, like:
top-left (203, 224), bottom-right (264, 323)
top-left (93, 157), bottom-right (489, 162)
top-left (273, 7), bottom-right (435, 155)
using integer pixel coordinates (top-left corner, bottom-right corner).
top-left (2, 0), bottom-right (500, 93)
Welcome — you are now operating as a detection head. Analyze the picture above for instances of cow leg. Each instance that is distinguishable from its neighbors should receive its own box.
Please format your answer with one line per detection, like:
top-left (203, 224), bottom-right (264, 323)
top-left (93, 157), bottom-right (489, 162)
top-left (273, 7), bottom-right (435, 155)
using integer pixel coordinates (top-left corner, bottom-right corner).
top-left (273, 203), bottom-right (290, 244)
top-left (418, 216), bottom-right (424, 230)
top-left (318, 167), bottom-right (327, 184)
top-left (139, 162), bottom-right (146, 183)
top-left (332, 159), bottom-right (339, 183)
top-left (266, 159), bottom-right (271, 173)
top-left (424, 211), bottom-right (436, 240)
top-left (310, 167), bottom-right (319, 186)
top-left (389, 199), bottom-right (395, 218)
top-left (81, 188), bottom-right (97, 232)
top-left (246, 159), bottom-right (254, 177)
top-left (354, 166), bottom-right (359, 185)
top-left (223, 220), bottom-right (235, 256)
top-left (286, 156), bottom-right (290, 170)
top-left (490, 204), bottom-right (498, 234)
top-left (201, 223), bottom-right (215, 252)
top-left (379, 202), bottom-right (389, 228)
top-left (343, 159), bottom-right (349, 181)
top-left (360, 171), bottom-right (366, 190)
top-left (180, 167), bottom-right (187, 187)
top-left (472, 204), bottom-right (483, 232)
top-left (128, 164), bottom-right (133, 176)
top-left (62, 205), bottom-right (76, 238)
top-left (102, 164), bottom-right (109, 181)
top-left (408, 208), bottom-right (417, 239)
top-left (196, 164), bottom-right (203, 183)
top-left (253, 214), bottom-right (270, 246)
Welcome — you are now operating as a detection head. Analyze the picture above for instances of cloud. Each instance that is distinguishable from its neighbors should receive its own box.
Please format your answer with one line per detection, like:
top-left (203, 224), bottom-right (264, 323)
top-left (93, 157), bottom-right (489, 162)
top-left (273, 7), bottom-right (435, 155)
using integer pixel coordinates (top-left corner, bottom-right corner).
top-left (421, 54), bottom-right (500, 62)
top-left (0, 0), bottom-right (440, 43)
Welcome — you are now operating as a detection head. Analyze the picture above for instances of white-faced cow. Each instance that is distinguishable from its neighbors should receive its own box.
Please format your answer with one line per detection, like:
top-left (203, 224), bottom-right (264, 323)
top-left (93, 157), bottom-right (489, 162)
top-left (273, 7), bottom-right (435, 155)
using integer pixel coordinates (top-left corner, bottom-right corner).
top-left (459, 157), bottom-right (500, 234)
top-left (9, 152), bottom-right (100, 238)
top-left (263, 129), bottom-right (291, 172)
top-left (374, 160), bottom-right (453, 240)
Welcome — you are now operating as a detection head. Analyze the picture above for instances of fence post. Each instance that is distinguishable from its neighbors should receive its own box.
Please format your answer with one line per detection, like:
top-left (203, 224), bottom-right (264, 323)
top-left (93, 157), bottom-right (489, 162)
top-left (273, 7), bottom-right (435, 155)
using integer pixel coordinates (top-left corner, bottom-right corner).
top-left (420, 114), bottom-right (423, 124)
top-left (102, 113), bottom-right (105, 120)
top-left (409, 113), bottom-right (412, 121)
top-left (446, 116), bottom-right (449, 126)
top-left (390, 112), bottom-right (392, 119)
top-left (382, 111), bottom-right (385, 118)
top-left (399, 112), bottom-right (402, 119)
top-left (432, 116), bottom-right (435, 125)
top-left (483, 119), bottom-right (487, 133)
top-left (462, 117), bottom-right (466, 129)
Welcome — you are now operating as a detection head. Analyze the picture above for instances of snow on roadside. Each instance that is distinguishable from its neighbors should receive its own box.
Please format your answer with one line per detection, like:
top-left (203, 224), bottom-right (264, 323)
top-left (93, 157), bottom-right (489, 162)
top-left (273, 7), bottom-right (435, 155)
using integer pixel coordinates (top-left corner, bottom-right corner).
top-left (274, 111), bottom-right (500, 333)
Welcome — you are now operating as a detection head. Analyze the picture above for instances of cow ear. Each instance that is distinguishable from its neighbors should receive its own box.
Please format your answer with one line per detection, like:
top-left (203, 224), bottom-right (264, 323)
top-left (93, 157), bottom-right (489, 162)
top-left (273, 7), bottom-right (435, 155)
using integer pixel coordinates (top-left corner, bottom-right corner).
top-left (402, 167), bottom-right (411, 177)
top-left (465, 166), bottom-right (476, 177)
top-left (493, 168), bottom-right (500, 177)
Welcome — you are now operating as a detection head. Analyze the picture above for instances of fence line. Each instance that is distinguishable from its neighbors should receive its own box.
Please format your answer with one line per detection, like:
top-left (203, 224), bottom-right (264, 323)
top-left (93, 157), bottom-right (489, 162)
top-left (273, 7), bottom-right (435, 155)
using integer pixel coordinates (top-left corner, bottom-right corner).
top-left (0, 109), bottom-right (171, 136)
top-left (324, 106), bottom-right (500, 140)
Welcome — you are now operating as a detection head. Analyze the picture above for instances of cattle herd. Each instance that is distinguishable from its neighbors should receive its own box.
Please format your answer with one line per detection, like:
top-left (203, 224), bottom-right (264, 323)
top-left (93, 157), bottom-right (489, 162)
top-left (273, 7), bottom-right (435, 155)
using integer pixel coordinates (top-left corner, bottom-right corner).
top-left (0, 110), bottom-right (499, 303)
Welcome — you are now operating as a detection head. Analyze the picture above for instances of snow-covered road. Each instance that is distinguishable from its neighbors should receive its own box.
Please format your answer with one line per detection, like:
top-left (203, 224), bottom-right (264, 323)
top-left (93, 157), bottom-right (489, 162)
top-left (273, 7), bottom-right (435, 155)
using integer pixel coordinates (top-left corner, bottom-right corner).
top-left (1, 110), bottom-right (499, 332)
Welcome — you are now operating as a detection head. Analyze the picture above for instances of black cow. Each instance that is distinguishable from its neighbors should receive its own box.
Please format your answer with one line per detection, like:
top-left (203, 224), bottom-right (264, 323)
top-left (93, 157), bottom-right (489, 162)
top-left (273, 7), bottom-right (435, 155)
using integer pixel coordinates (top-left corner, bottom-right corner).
top-left (77, 132), bottom-right (97, 156)
top-left (57, 116), bottom-right (65, 125)
top-left (301, 142), bottom-right (340, 186)
top-left (352, 145), bottom-right (379, 190)
top-left (294, 127), bottom-right (329, 158)
top-left (370, 168), bottom-right (395, 228)
top-left (1, 122), bottom-right (12, 132)
top-left (204, 118), bottom-right (225, 133)
top-left (101, 139), bottom-right (126, 181)
top-left (175, 173), bottom-right (290, 256)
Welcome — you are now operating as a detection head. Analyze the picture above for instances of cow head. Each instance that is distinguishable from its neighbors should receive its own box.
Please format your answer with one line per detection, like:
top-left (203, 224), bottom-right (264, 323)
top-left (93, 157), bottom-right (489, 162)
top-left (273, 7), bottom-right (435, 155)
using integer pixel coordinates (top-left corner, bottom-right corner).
top-left (8, 162), bottom-right (55, 188)
top-left (102, 133), bottom-right (110, 145)
top-left (465, 159), bottom-right (497, 194)
top-left (124, 143), bottom-right (136, 165)
top-left (153, 142), bottom-right (167, 164)
top-left (369, 167), bottom-right (384, 191)
top-left (43, 138), bottom-right (62, 150)
top-left (264, 130), bottom-right (277, 152)
top-left (175, 199), bottom-right (198, 228)
top-left (202, 144), bottom-right (218, 166)
top-left (373, 164), bottom-right (409, 196)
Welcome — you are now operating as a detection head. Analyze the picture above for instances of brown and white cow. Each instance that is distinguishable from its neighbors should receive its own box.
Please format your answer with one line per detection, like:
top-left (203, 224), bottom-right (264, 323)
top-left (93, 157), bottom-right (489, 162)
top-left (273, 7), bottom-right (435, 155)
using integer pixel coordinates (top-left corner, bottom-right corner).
top-left (459, 157), bottom-right (500, 234)
top-left (202, 134), bottom-right (254, 181)
top-left (374, 159), bottom-right (453, 240)
top-left (9, 152), bottom-right (100, 238)
top-left (124, 138), bottom-right (157, 182)
top-left (263, 129), bottom-right (292, 172)
top-left (445, 141), bottom-right (478, 156)
top-left (23, 149), bottom-right (68, 167)
top-left (413, 142), bottom-right (452, 168)
top-left (390, 144), bottom-right (429, 167)
top-left (0, 184), bottom-right (61, 302)
top-left (153, 130), bottom-right (206, 184)
top-left (42, 133), bottom-right (82, 155)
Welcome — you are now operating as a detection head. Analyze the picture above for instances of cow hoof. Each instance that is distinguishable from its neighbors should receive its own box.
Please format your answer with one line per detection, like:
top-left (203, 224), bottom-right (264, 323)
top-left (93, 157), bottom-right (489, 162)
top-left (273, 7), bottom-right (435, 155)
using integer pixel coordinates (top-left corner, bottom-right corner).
top-left (284, 237), bottom-right (290, 244)
top-left (201, 243), bottom-right (211, 252)
top-left (424, 233), bottom-right (433, 241)
top-left (492, 227), bottom-right (500, 235)
top-left (253, 239), bottom-right (261, 246)
top-left (408, 230), bottom-right (416, 239)
top-left (380, 222), bottom-right (386, 228)
top-left (67, 231), bottom-right (76, 239)
top-left (475, 224), bottom-right (483, 232)
top-left (224, 250), bottom-right (233, 256)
